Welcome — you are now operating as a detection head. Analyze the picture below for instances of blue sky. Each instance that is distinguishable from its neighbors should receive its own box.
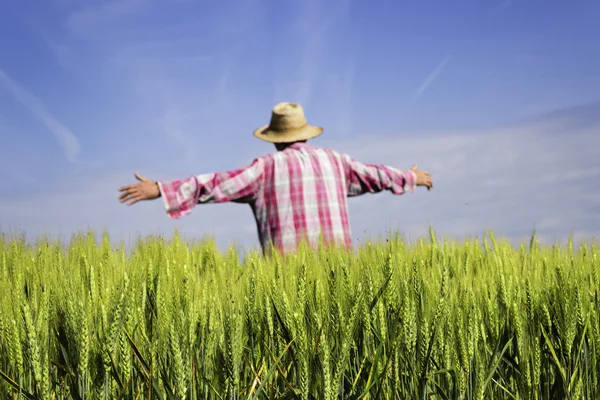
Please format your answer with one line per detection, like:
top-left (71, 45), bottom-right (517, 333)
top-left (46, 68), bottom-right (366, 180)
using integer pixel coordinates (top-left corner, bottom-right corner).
top-left (1, 0), bottom-right (599, 251)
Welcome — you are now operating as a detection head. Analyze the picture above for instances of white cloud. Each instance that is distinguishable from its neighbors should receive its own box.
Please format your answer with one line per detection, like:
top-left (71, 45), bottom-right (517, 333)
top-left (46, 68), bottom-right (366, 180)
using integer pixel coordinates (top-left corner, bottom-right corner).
top-left (0, 169), bottom-right (260, 252)
top-left (414, 56), bottom-right (450, 98)
top-left (0, 70), bottom-right (81, 163)
top-left (323, 108), bottom-right (600, 246)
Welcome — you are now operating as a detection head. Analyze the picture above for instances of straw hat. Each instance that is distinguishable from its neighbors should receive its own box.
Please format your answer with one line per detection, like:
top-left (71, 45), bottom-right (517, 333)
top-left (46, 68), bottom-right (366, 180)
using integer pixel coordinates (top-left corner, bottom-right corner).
top-left (253, 102), bottom-right (324, 143)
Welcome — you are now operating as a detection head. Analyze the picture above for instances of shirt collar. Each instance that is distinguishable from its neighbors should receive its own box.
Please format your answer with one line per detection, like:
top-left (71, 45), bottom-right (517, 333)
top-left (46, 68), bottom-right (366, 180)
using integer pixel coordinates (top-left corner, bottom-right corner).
top-left (288, 142), bottom-right (310, 150)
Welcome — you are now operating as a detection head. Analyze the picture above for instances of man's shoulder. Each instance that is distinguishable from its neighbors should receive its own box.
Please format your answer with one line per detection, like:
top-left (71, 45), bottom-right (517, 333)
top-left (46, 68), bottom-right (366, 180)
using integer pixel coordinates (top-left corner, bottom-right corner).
top-left (292, 143), bottom-right (346, 157)
top-left (250, 143), bottom-right (350, 164)
top-left (304, 144), bottom-right (350, 161)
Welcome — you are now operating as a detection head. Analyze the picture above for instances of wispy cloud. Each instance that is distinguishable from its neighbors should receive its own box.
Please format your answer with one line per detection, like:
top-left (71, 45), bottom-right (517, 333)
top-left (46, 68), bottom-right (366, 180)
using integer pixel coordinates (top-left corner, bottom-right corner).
top-left (0, 70), bottom-right (80, 163)
top-left (322, 102), bottom-right (600, 246)
top-left (414, 56), bottom-right (450, 99)
top-left (66, 0), bottom-right (147, 33)
top-left (274, 0), bottom-right (351, 107)
top-left (38, 31), bottom-right (74, 71)
top-left (286, 7), bottom-right (327, 105)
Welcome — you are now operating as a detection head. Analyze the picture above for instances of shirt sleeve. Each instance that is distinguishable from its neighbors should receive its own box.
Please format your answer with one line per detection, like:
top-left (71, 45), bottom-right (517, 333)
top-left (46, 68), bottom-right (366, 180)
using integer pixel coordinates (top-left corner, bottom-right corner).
top-left (156, 158), bottom-right (265, 219)
top-left (344, 155), bottom-right (417, 197)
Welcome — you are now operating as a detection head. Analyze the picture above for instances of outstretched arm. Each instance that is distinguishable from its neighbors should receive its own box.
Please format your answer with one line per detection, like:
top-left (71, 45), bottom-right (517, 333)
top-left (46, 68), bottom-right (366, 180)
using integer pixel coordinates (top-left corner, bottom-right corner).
top-left (159, 158), bottom-right (264, 218)
top-left (345, 156), bottom-right (432, 197)
top-left (118, 158), bottom-right (265, 219)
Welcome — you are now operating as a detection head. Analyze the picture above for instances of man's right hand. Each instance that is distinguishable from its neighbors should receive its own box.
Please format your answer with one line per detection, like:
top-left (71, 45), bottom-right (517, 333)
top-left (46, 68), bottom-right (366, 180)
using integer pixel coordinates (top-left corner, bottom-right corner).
top-left (411, 164), bottom-right (433, 190)
top-left (119, 173), bottom-right (161, 205)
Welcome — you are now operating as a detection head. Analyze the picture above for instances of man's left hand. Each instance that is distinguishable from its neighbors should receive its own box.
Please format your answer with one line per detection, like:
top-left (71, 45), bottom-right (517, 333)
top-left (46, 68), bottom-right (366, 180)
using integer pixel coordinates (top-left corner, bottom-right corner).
top-left (119, 173), bottom-right (160, 205)
top-left (411, 164), bottom-right (433, 191)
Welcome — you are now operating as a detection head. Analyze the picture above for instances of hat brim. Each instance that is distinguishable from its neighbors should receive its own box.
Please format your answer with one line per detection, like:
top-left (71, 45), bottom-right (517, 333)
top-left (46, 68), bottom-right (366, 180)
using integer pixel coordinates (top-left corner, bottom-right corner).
top-left (253, 124), bottom-right (324, 143)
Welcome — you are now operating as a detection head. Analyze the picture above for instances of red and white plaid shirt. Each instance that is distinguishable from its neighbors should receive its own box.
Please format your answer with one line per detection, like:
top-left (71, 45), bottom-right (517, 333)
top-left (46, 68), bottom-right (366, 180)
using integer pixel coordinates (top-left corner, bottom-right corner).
top-left (157, 142), bottom-right (416, 255)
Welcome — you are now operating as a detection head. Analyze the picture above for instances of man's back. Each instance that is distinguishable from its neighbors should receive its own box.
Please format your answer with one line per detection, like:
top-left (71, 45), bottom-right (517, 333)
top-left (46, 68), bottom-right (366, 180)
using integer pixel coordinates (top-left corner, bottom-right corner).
top-left (256, 142), bottom-right (353, 254)
top-left (158, 142), bottom-right (417, 255)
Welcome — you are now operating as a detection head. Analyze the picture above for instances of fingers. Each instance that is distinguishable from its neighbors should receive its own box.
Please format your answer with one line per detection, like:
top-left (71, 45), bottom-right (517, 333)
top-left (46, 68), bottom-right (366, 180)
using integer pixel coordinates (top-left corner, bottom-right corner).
top-left (411, 164), bottom-right (432, 180)
top-left (119, 173), bottom-right (147, 192)
top-left (119, 175), bottom-right (157, 206)
top-left (418, 172), bottom-right (433, 191)
top-left (119, 184), bottom-right (136, 192)
top-left (127, 197), bottom-right (142, 206)
top-left (121, 192), bottom-right (144, 205)
top-left (421, 170), bottom-right (432, 186)
top-left (119, 185), bottom-right (145, 204)
top-left (135, 173), bottom-right (148, 182)
top-left (119, 189), bottom-right (138, 203)
top-left (411, 165), bottom-right (433, 190)
top-left (119, 182), bottom-right (139, 196)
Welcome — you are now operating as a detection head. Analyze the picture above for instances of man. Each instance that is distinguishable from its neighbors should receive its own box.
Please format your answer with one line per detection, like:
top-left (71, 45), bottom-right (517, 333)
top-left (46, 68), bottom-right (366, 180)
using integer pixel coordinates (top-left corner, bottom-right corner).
top-left (119, 102), bottom-right (433, 255)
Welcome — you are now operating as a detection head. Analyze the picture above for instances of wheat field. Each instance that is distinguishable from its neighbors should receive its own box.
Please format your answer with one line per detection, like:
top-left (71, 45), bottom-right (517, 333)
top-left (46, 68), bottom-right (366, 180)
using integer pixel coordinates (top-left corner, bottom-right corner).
top-left (0, 229), bottom-right (598, 399)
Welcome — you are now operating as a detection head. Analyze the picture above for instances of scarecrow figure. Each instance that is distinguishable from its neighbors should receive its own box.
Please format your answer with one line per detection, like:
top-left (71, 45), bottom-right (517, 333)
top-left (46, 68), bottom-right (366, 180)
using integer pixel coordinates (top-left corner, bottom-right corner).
top-left (119, 102), bottom-right (433, 255)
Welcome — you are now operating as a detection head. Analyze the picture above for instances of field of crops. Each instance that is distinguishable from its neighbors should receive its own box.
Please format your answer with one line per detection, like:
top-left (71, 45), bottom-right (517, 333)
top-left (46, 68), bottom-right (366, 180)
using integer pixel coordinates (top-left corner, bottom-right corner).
top-left (0, 230), bottom-right (598, 399)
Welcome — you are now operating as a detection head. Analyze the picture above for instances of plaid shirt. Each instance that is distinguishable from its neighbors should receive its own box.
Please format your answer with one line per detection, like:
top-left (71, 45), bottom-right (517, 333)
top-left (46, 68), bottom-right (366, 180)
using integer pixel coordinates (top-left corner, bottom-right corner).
top-left (157, 142), bottom-right (416, 255)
